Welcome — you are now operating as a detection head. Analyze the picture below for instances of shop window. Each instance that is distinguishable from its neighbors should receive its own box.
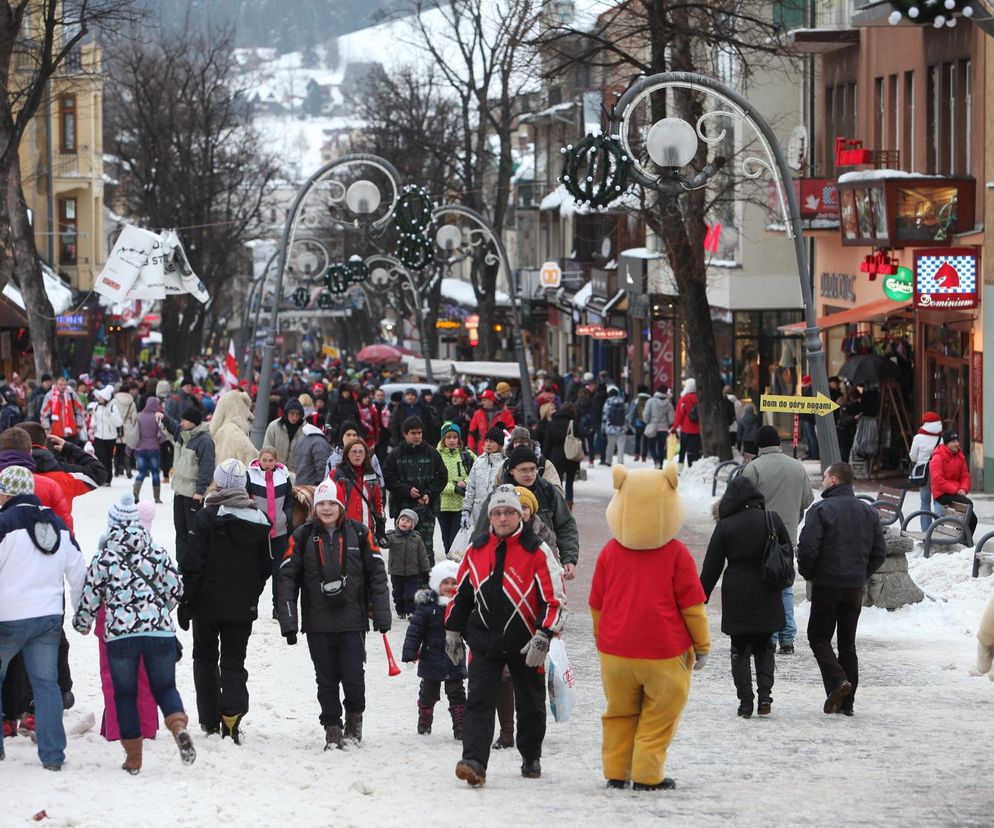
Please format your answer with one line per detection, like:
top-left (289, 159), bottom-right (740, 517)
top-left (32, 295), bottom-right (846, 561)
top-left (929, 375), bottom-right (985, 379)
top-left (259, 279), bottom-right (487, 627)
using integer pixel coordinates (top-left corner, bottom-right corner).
top-left (902, 71), bottom-right (915, 171)
top-left (873, 77), bottom-right (883, 152)
top-left (887, 74), bottom-right (898, 155)
top-left (59, 94), bottom-right (76, 153)
top-left (58, 197), bottom-right (77, 265)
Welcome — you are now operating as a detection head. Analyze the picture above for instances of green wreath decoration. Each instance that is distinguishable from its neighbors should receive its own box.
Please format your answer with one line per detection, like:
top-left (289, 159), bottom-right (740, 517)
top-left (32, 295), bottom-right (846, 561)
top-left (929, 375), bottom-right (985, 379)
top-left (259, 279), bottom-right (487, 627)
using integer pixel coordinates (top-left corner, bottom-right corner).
top-left (345, 258), bottom-right (369, 285)
top-left (888, 0), bottom-right (974, 25)
top-left (317, 290), bottom-right (336, 310)
top-left (560, 133), bottom-right (632, 210)
top-left (394, 184), bottom-right (436, 271)
top-left (292, 286), bottom-right (310, 308)
top-left (325, 264), bottom-right (350, 295)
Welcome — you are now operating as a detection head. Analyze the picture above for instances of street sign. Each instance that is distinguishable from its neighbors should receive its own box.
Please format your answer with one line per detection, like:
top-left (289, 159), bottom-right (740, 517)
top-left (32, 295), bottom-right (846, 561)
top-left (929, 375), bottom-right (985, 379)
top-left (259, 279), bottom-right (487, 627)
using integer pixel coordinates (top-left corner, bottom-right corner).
top-left (539, 261), bottom-right (562, 288)
top-left (760, 392), bottom-right (839, 416)
top-left (592, 327), bottom-right (627, 340)
top-left (576, 324), bottom-right (601, 335)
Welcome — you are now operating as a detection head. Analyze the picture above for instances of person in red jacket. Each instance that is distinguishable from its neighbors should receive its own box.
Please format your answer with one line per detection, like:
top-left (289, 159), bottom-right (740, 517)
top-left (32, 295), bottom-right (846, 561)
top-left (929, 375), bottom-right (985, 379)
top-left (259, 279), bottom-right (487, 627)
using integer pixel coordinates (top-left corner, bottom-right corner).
top-left (670, 378), bottom-right (701, 467)
top-left (330, 438), bottom-right (383, 537)
top-left (466, 390), bottom-right (515, 454)
top-left (929, 430), bottom-right (977, 535)
top-left (0, 427), bottom-right (72, 528)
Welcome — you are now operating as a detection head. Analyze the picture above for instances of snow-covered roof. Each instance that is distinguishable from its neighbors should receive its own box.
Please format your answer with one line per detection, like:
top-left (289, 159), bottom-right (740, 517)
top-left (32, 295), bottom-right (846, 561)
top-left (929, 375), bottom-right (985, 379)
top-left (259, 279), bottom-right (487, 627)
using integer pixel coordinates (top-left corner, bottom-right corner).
top-left (2, 265), bottom-right (74, 314)
top-left (572, 281), bottom-right (592, 308)
top-left (837, 169), bottom-right (936, 184)
top-left (539, 187), bottom-right (564, 211)
top-left (441, 277), bottom-right (510, 308)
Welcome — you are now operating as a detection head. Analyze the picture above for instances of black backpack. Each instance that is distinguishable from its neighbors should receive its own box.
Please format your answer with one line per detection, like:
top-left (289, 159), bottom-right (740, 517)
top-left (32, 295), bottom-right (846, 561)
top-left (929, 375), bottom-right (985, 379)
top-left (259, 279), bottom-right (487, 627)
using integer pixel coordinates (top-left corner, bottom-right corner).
top-left (687, 403), bottom-right (700, 424)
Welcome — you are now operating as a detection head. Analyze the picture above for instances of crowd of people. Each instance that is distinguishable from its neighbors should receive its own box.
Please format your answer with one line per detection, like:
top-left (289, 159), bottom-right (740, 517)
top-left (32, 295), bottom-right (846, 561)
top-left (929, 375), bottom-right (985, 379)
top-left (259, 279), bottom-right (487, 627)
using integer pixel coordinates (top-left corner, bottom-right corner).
top-left (0, 356), bottom-right (968, 792)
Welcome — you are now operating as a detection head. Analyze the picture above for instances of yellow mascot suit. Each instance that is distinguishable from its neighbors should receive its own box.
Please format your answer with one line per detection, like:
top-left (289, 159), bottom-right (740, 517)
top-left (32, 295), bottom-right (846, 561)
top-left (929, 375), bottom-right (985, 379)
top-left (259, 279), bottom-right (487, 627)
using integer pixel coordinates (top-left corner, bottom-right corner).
top-left (589, 463), bottom-right (711, 790)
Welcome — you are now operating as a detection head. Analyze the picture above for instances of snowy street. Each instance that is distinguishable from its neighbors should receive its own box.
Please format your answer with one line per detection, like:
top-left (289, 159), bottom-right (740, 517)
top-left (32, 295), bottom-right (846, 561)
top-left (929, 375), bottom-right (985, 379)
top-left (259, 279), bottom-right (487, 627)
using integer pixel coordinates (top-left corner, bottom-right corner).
top-left (4, 464), bottom-right (994, 827)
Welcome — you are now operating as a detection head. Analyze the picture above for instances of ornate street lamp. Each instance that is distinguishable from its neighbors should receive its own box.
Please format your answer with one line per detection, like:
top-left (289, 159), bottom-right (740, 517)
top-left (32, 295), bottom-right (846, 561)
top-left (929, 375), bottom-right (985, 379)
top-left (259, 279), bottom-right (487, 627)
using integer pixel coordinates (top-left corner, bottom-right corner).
top-left (564, 71), bottom-right (841, 465)
top-left (249, 154), bottom-right (403, 448)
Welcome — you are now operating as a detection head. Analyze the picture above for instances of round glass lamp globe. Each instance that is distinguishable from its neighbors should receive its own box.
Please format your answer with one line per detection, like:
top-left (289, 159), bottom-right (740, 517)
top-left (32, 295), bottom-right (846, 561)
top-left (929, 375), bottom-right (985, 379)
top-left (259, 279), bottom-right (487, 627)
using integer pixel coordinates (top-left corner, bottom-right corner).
top-left (345, 180), bottom-right (382, 214)
top-left (646, 117), bottom-right (699, 168)
top-left (436, 224), bottom-right (463, 251)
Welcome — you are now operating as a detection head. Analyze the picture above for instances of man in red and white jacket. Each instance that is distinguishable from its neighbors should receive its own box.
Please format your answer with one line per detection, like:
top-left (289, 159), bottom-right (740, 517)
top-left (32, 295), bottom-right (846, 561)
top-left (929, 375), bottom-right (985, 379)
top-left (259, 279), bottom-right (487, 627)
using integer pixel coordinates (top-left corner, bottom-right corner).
top-left (444, 486), bottom-right (564, 787)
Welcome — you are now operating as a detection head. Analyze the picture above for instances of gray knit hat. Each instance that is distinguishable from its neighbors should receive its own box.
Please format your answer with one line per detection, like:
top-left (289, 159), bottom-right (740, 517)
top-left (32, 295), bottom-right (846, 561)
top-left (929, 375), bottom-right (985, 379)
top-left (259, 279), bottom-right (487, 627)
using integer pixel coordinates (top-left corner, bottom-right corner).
top-left (398, 508), bottom-right (420, 528)
top-left (108, 493), bottom-right (141, 527)
top-left (213, 458), bottom-right (247, 491)
top-left (0, 465), bottom-right (34, 497)
top-left (488, 484), bottom-right (522, 516)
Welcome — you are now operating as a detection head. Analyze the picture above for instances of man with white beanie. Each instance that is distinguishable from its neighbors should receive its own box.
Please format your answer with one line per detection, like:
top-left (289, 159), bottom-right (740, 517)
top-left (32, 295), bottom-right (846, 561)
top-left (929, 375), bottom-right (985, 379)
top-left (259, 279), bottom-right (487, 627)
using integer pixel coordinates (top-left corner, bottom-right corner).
top-left (179, 459), bottom-right (272, 744)
top-left (0, 465), bottom-right (85, 770)
top-left (88, 384), bottom-right (123, 485)
top-left (446, 485), bottom-right (565, 787)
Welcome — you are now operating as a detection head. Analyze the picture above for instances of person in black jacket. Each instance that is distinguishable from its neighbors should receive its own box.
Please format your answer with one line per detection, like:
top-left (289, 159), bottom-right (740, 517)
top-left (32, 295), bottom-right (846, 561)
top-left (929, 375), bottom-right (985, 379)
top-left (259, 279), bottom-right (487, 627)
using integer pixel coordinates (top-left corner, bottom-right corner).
top-left (797, 462), bottom-right (886, 716)
top-left (327, 383), bottom-right (361, 437)
top-left (382, 416), bottom-right (447, 563)
top-left (277, 479), bottom-right (391, 750)
top-left (402, 559), bottom-right (466, 738)
top-left (179, 459), bottom-right (272, 743)
top-left (541, 404), bottom-right (580, 508)
top-left (700, 477), bottom-right (789, 718)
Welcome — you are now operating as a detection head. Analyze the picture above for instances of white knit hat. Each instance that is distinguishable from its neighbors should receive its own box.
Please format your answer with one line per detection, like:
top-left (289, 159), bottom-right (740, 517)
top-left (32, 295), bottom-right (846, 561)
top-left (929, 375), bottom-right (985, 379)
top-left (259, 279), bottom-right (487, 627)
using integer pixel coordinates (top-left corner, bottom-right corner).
top-left (0, 465), bottom-right (34, 497)
top-left (313, 480), bottom-right (344, 509)
top-left (488, 484), bottom-right (522, 516)
top-left (108, 493), bottom-right (141, 527)
top-left (213, 458), bottom-right (247, 491)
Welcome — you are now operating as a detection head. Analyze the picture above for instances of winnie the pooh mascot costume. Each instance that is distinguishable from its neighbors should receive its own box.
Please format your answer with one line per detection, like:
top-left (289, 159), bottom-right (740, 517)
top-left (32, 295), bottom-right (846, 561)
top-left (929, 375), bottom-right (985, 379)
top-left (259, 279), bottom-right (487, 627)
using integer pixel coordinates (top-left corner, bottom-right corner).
top-left (209, 390), bottom-right (259, 469)
top-left (589, 463), bottom-right (710, 791)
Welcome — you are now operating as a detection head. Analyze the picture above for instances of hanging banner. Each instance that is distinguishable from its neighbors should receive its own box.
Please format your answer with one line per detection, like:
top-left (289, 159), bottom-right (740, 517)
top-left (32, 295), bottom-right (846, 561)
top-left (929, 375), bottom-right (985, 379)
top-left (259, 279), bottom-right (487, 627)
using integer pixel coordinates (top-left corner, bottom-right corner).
top-left (94, 225), bottom-right (160, 303)
top-left (651, 318), bottom-right (675, 391)
top-left (913, 248), bottom-right (979, 310)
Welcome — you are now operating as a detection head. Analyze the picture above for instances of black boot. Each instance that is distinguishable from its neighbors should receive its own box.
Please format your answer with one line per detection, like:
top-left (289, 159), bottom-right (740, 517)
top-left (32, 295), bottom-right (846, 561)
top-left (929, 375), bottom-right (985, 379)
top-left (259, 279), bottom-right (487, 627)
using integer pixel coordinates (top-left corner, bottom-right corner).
top-left (344, 712), bottom-right (363, 744)
top-left (450, 704), bottom-right (465, 740)
top-left (153, 485), bottom-right (162, 504)
top-left (754, 643), bottom-right (776, 714)
top-left (417, 702), bottom-right (433, 735)
top-left (730, 646), bottom-right (754, 716)
top-left (324, 724), bottom-right (343, 750)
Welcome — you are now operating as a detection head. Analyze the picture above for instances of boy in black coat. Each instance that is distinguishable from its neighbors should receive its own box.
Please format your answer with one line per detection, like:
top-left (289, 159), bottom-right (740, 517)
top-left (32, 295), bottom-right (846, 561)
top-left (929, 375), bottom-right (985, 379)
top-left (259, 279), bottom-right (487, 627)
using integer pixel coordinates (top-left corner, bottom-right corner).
top-left (402, 560), bottom-right (466, 738)
top-left (179, 459), bottom-right (272, 743)
top-left (277, 479), bottom-right (391, 750)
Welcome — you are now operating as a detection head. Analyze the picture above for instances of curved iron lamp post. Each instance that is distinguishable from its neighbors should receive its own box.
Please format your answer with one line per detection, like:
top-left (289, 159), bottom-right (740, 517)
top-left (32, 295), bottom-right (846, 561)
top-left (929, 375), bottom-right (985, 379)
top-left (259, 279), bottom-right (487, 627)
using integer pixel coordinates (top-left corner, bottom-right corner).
top-left (249, 153), bottom-right (403, 448)
top-left (429, 203), bottom-right (535, 425)
top-left (886, 0), bottom-right (994, 34)
top-left (599, 71), bottom-right (840, 465)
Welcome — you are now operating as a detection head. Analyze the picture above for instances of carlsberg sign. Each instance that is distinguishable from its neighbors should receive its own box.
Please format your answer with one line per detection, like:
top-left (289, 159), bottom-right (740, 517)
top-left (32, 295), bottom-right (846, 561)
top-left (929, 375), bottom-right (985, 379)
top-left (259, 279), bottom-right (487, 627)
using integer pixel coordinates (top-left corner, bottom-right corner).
top-left (883, 266), bottom-right (913, 302)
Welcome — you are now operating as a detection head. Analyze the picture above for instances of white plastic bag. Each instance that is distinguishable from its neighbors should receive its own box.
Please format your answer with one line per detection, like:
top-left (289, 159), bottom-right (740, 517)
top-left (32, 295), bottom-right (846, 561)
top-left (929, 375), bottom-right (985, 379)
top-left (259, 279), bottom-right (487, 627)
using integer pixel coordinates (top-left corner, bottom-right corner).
top-left (448, 526), bottom-right (472, 561)
top-left (546, 637), bottom-right (576, 723)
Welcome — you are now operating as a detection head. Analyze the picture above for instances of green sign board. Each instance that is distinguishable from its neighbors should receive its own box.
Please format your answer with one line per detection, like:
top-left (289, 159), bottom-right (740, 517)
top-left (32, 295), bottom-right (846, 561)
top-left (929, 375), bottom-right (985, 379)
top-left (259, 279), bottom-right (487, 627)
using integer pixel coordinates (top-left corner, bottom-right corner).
top-left (883, 266), bottom-right (913, 302)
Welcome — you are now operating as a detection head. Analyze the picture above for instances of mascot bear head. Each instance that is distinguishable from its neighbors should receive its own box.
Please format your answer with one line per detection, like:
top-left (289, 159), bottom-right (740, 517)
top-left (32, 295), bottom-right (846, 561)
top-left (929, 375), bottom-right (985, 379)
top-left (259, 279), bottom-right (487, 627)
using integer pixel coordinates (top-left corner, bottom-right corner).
top-left (209, 390), bottom-right (254, 437)
top-left (605, 462), bottom-right (685, 550)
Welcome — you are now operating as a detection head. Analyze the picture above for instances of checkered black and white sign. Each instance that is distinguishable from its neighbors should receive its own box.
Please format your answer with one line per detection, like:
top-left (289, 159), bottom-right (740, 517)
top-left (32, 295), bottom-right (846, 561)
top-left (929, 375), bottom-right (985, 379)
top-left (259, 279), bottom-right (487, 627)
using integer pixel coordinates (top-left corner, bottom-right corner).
top-left (914, 248), bottom-right (979, 310)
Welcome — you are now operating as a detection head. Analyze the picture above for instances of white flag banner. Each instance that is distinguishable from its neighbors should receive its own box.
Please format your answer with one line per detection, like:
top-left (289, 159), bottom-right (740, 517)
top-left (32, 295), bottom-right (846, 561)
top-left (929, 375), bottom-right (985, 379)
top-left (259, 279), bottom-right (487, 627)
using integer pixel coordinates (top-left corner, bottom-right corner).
top-left (160, 230), bottom-right (209, 304)
top-left (94, 225), bottom-right (159, 303)
top-left (128, 234), bottom-right (168, 299)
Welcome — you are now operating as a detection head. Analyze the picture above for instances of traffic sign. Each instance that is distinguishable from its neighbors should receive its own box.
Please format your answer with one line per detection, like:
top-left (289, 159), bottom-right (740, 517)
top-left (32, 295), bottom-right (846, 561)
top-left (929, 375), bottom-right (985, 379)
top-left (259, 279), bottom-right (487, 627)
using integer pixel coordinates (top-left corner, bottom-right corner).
top-left (539, 261), bottom-right (562, 288)
top-left (760, 392), bottom-right (839, 416)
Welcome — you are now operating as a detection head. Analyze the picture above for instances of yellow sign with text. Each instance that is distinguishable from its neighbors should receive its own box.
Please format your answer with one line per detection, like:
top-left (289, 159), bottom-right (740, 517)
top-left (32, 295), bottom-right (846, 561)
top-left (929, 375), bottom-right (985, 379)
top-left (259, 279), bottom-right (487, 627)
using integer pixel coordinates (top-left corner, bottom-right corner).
top-left (760, 392), bottom-right (839, 416)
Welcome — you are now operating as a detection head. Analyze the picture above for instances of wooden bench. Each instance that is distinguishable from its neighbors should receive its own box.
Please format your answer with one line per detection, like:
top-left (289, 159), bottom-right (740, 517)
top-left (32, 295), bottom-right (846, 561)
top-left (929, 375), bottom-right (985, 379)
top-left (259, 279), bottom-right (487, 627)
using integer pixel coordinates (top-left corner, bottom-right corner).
top-left (973, 531), bottom-right (994, 578)
top-left (856, 485), bottom-right (907, 526)
top-left (901, 500), bottom-right (975, 558)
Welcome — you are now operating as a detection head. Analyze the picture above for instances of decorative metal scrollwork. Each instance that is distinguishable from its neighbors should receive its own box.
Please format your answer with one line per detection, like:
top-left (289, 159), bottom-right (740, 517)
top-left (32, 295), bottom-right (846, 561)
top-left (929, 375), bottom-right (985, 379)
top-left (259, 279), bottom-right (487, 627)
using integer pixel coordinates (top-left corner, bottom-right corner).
top-left (292, 286), bottom-right (310, 308)
top-left (394, 185), bottom-right (436, 271)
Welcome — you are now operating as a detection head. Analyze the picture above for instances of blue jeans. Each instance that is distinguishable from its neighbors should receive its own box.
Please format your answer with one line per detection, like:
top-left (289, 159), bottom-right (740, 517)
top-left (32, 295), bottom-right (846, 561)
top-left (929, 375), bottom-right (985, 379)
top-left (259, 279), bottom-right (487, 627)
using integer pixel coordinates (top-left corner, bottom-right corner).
top-left (770, 587), bottom-right (797, 646)
top-left (106, 635), bottom-right (185, 740)
top-left (0, 615), bottom-right (65, 765)
top-left (135, 449), bottom-right (161, 486)
top-left (801, 420), bottom-right (819, 460)
top-left (919, 486), bottom-right (935, 532)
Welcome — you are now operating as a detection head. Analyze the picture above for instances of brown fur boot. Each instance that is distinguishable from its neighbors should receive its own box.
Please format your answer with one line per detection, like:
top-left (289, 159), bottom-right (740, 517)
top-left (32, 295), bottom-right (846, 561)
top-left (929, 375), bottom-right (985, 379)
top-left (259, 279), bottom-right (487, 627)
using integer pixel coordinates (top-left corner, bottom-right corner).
top-left (164, 712), bottom-right (197, 766)
top-left (121, 737), bottom-right (143, 775)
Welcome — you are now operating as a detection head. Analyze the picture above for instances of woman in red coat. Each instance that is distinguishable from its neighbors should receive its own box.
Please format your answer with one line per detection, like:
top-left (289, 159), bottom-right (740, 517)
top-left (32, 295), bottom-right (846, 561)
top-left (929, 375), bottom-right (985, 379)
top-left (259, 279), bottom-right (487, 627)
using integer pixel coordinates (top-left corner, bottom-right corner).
top-left (929, 430), bottom-right (977, 534)
top-left (670, 378), bottom-right (701, 468)
top-left (331, 437), bottom-right (383, 535)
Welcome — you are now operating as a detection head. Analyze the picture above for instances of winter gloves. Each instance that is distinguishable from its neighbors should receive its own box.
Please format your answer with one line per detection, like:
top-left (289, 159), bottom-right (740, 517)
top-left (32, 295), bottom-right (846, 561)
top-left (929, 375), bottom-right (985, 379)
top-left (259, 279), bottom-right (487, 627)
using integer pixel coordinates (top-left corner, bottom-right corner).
top-left (521, 631), bottom-right (550, 668)
top-left (445, 631), bottom-right (465, 666)
top-left (284, 633), bottom-right (297, 646)
top-left (177, 604), bottom-right (191, 632)
top-left (460, 512), bottom-right (471, 531)
top-left (693, 652), bottom-right (708, 671)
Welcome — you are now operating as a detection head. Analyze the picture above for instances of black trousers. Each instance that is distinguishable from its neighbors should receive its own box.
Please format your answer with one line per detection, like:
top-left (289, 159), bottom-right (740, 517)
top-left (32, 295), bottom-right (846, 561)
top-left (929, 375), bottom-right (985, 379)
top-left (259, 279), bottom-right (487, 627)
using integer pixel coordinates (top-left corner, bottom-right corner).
top-left (159, 440), bottom-right (174, 476)
top-left (173, 495), bottom-right (202, 569)
top-left (93, 438), bottom-right (115, 482)
top-left (113, 442), bottom-right (131, 476)
top-left (1, 652), bottom-right (31, 719)
top-left (191, 617), bottom-right (253, 728)
top-left (807, 585), bottom-right (863, 705)
top-left (934, 493), bottom-right (979, 536)
top-left (419, 677), bottom-right (466, 709)
top-left (729, 633), bottom-right (776, 704)
top-left (438, 511), bottom-right (462, 557)
top-left (462, 651), bottom-right (545, 770)
top-left (306, 631), bottom-right (366, 728)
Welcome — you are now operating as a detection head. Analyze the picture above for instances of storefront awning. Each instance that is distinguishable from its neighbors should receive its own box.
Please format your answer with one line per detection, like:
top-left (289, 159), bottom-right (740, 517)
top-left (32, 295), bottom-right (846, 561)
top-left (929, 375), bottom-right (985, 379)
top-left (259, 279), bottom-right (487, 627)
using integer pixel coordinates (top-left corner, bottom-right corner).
top-left (588, 289), bottom-right (627, 315)
top-left (779, 298), bottom-right (912, 334)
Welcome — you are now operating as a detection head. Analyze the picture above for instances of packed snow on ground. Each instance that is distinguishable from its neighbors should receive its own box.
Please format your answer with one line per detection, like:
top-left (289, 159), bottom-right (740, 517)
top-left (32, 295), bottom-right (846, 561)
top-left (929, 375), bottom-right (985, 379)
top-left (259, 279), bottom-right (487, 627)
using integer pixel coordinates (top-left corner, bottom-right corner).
top-left (3, 461), bottom-right (993, 826)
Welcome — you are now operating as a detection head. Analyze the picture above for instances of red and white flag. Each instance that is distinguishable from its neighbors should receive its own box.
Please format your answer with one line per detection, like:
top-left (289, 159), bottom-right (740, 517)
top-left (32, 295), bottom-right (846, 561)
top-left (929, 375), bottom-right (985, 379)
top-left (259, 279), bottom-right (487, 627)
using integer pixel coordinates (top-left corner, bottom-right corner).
top-left (223, 339), bottom-right (239, 390)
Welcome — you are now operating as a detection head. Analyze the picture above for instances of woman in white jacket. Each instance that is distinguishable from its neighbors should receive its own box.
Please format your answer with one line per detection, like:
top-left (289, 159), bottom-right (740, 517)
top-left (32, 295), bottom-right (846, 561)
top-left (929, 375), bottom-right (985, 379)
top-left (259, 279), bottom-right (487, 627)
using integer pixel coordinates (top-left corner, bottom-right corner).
top-left (460, 425), bottom-right (507, 529)
top-left (909, 411), bottom-right (944, 531)
top-left (89, 386), bottom-right (123, 486)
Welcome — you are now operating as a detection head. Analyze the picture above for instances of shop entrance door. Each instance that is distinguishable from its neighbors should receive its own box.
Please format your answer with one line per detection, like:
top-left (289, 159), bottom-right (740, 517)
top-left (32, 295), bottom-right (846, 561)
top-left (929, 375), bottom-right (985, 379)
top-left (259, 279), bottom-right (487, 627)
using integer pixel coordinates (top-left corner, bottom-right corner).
top-left (923, 353), bottom-right (970, 451)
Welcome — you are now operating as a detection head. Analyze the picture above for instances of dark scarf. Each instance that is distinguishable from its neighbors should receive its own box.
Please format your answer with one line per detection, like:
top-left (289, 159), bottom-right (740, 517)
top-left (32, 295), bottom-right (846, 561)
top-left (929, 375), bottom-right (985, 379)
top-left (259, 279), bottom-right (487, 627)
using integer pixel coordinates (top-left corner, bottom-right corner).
top-left (0, 448), bottom-right (37, 471)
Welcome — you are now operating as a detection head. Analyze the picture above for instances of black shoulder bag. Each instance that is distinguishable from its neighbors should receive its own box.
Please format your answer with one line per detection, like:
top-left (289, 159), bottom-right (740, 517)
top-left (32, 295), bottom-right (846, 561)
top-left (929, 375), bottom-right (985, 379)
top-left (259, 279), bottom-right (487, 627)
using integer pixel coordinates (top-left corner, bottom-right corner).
top-left (341, 472), bottom-right (388, 548)
top-left (761, 509), bottom-right (795, 590)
